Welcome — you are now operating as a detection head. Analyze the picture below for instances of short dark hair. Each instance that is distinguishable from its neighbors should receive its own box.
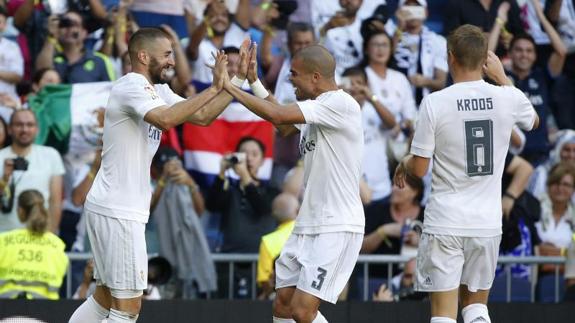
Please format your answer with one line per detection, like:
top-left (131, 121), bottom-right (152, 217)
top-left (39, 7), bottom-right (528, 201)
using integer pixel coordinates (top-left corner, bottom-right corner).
top-left (9, 109), bottom-right (37, 126)
top-left (32, 68), bottom-right (57, 85)
top-left (236, 136), bottom-right (266, 155)
top-left (342, 66), bottom-right (367, 81)
top-left (128, 28), bottom-right (170, 60)
top-left (447, 24), bottom-right (487, 71)
top-left (509, 33), bottom-right (536, 51)
top-left (222, 46), bottom-right (240, 55)
top-left (287, 22), bottom-right (314, 44)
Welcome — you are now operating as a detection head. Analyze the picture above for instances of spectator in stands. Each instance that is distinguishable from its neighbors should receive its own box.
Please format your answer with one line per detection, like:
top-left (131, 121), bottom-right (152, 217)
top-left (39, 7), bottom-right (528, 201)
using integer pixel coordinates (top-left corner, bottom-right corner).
top-left (0, 110), bottom-right (64, 233)
top-left (257, 193), bottom-right (299, 300)
top-left (96, 1), bottom-right (134, 79)
top-left (497, 153), bottom-right (541, 281)
top-left (362, 29), bottom-right (416, 164)
top-left (0, 67), bottom-right (61, 111)
top-left (0, 189), bottom-right (68, 299)
top-left (207, 136), bottom-right (280, 298)
top-left (311, 0), bottom-right (387, 38)
top-left (391, 0), bottom-right (447, 105)
top-left (516, 0), bottom-right (561, 66)
top-left (550, 0), bottom-right (575, 130)
top-left (491, 1), bottom-right (566, 167)
top-left (372, 258), bottom-right (427, 302)
top-left (445, 0), bottom-right (524, 55)
top-left (341, 66), bottom-right (396, 215)
top-left (0, 6), bottom-right (24, 123)
top-left (0, 117), bottom-right (10, 148)
top-left (359, 172), bottom-right (424, 293)
top-left (130, 0), bottom-right (187, 39)
top-left (323, 0), bottom-right (365, 76)
top-left (35, 10), bottom-right (115, 83)
top-left (535, 162), bottom-right (575, 272)
top-left (186, 0), bottom-right (250, 88)
top-left (529, 129), bottom-right (575, 200)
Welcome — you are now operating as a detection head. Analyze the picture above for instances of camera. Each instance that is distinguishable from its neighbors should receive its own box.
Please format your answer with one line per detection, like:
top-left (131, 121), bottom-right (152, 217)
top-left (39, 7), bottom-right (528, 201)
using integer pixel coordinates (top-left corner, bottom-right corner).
top-left (13, 157), bottom-right (28, 171)
top-left (225, 152), bottom-right (246, 165)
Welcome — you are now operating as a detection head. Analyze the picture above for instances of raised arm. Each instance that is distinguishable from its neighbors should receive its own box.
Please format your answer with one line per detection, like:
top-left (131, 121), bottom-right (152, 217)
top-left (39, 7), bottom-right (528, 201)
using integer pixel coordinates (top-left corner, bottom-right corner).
top-left (531, 0), bottom-right (567, 77)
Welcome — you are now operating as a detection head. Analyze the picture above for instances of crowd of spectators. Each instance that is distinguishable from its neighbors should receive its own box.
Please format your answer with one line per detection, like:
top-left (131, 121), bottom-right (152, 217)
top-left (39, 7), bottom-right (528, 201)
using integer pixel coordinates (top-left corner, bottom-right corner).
top-left (0, 0), bottom-right (574, 302)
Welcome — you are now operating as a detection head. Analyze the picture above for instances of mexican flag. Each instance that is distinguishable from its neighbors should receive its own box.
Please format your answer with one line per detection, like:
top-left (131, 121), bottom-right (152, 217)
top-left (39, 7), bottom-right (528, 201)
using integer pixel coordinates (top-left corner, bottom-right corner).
top-left (29, 82), bottom-right (112, 160)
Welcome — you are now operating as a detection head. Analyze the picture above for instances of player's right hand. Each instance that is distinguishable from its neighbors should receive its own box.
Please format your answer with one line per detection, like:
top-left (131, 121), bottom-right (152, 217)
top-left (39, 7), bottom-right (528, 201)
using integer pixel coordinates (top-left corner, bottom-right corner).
top-left (247, 42), bottom-right (259, 84)
top-left (483, 51), bottom-right (510, 86)
top-left (238, 37), bottom-right (251, 80)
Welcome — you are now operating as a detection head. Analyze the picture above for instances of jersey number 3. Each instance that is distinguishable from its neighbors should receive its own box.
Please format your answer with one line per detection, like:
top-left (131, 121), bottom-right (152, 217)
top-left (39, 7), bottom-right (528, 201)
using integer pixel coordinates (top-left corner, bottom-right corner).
top-left (464, 119), bottom-right (493, 176)
top-left (311, 267), bottom-right (327, 291)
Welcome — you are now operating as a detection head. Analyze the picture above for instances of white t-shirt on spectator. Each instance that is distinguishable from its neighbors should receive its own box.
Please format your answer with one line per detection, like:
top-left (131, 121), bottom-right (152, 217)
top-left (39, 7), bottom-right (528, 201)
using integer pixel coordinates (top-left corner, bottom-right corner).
top-left (361, 101), bottom-right (391, 201)
top-left (294, 89), bottom-right (364, 234)
top-left (85, 73), bottom-right (184, 223)
top-left (274, 57), bottom-right (297, 104)
top-left (0, 37), bottom-right (24, 123)
top-left (192, 23), bottom-right (249, 85)
top-left (0, 145), bottom-right (65, 232)
top-left (558, 0), bottom-right (575, 53)
top-left (411, 80), bottom-right (537, 237)
top-left (365, 66), bottom-right (417, 124)
top-left (311, 0), bottom-right (387, 37)
top-left (131, 0), bottom-right (185, 16)
top-left (324, 19), bottom-right (363, 77)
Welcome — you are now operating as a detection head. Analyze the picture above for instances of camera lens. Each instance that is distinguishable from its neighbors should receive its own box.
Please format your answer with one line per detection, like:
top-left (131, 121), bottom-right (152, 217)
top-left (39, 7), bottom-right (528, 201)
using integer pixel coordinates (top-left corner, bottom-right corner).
top-left (229, 156), bottom-right (239, 164)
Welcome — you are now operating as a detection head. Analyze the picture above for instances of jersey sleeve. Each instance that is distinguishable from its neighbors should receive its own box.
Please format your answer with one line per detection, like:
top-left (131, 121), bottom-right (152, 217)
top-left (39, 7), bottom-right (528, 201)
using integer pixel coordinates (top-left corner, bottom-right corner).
top-left (410, 96), bottom-right (435, 158)
top-left (120, 81), bottom-right (168, 120)
top-left (296, 98), bottom-right (348, 128)
top-left (509, 86), bottom-right (537, 131)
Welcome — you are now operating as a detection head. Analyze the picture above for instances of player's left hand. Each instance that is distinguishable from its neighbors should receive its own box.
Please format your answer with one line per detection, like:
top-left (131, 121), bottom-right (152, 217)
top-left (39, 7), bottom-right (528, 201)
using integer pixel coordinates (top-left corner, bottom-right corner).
top-left (409, 74), bottom-right (428, 88)
top-left (247, 42), bottom-right (259, 84)
top-left (393, 156), bottom-right (410, 189)
top-left (207, 50), bottom-right (229, 91)
top-left (238, 37), bottom-right (251, 80)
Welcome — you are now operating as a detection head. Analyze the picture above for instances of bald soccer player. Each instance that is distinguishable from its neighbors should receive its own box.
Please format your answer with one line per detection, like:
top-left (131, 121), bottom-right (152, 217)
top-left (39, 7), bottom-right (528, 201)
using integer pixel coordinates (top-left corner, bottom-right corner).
top-left (218, 44), bottom-right (365, 323)
top-left (69, 28), bottom-right (249, 323)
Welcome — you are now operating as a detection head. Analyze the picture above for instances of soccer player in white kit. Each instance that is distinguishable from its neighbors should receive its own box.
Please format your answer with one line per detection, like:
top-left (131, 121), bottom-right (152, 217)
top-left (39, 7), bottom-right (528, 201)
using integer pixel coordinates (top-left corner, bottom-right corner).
top-left (394, 25), bottom-right (539, 323)
top-left (69, 28), bottom-right (246, 323)
top-left (220, 44), bottom-right (364, 323)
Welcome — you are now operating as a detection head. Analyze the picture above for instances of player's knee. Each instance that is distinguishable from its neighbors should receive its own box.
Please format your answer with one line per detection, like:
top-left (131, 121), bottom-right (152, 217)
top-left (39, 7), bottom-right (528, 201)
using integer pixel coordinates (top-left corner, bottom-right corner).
top-left (110, 289), bottom-right (143, 314)
top-left (290, 305), bottom-right (316, 323)
top-left (461, 303), bottom-right (491, 323)
top-left (273, 291), bottom-right (292, 316)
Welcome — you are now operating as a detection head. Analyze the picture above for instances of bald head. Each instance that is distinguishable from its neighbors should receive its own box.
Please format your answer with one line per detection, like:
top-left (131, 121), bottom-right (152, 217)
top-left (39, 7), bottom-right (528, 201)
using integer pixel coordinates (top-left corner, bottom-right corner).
top-left (292, 45), bottom-right (336, 79)
top-left (272, 193), bottom-right (299, 223)
top-left (128, 28), bottom-right (170, 62)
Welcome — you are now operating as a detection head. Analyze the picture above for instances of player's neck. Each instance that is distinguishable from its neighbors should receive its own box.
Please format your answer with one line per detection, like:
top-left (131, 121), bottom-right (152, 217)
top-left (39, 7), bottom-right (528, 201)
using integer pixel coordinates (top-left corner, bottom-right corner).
top-left (314, 82), bottom-right (339, 98)
top-left (132, 67), bottom-right (154, 85)
top-left (451, 69), bottom-right (483, 84)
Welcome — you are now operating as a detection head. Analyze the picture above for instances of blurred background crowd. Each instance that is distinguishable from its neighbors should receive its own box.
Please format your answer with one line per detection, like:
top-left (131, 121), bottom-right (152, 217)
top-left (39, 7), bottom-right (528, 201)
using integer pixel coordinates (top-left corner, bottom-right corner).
top-left (0, 0), bottom-right (574, 305)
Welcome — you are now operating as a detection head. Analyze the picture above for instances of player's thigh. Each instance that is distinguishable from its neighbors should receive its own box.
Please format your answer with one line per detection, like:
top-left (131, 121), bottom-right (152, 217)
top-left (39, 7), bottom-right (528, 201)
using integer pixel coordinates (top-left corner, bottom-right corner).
top-left (297, 232), bottom-right (363, 304)
top-left (93, 285), bottom-right (112, 310)
top-left (273, 286), bottom-right (296, 317)
top-left (415, 233), bottom-right (465, 292)
top-left (275, 233), bottom-right (304, 290)
top-left (460, 235), bottom-right (501, 293)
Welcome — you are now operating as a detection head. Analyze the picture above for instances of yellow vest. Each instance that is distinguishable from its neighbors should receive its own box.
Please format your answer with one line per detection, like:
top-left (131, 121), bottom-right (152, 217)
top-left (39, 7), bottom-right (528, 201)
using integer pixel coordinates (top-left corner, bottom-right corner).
top-left (257, 221), bottom-right (295, 284)
top-left (0, 229), bottom-right (68, 299)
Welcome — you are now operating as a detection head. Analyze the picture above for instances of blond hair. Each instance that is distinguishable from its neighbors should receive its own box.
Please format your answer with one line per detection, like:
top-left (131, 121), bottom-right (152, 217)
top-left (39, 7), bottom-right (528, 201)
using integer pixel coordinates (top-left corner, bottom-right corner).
top-left (18, 190), bottom-right (49, 235)
top-left (447, 24), bottom-right (488, 71)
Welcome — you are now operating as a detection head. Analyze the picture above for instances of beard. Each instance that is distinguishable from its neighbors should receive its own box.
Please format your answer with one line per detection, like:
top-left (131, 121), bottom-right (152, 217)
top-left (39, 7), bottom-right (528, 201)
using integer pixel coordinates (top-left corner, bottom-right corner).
top-left (149, 57), bottom-right (169, 84)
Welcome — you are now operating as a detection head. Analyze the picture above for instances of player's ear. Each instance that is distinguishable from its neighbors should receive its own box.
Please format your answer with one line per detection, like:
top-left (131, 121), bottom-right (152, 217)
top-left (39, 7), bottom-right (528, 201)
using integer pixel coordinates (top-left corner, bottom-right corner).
top-left (138, 50), bottom-right (149, 65)
top-left (312, 71), bottom-right (321, 83)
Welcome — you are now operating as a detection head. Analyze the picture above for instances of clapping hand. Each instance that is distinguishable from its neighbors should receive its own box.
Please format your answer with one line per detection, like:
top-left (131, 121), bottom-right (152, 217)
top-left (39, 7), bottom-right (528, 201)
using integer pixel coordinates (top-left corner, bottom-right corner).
top-left (207, 50), bottom-right (229, 91)
top-left (247, 42), bottom-right (259, 84)
top-left (238, 37), bottom-right (251, 80)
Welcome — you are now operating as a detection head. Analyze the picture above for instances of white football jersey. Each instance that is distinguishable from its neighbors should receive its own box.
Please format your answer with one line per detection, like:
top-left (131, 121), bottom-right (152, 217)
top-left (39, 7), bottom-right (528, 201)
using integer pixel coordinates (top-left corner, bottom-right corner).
top-left (294, 90), bottom-right (365, 234)
top-left (85, 73), bottom-right (184, 223)
top-left (411, 80), bottom-right (537, 237)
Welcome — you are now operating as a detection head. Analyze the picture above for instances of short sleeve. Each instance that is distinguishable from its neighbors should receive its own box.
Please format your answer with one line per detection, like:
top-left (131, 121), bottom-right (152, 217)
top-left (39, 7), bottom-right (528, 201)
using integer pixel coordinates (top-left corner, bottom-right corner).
top-left (410, 97), bottom-right (435, 158)
top-left (48, 148), bottom-right (66, 176)
top-left (120, 81), bottom-right (167, 119)
top-left (509, 86), bottom-right (537, 131)
top-left (297, 97), bottom-right (348, 128)
top-left (433, 36), bottom-right (448, 72)
top-left (155, 84), bottom-right (185, 106)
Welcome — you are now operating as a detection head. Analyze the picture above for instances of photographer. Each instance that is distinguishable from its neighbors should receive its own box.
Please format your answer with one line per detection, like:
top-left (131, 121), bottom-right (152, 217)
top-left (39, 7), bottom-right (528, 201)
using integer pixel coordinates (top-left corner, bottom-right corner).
top-left (35, 10), bottom-right (115, 83)
top-left (206, 136), bottom-right (279, 298)
top-left (0, 110), bottom-right (64, 234)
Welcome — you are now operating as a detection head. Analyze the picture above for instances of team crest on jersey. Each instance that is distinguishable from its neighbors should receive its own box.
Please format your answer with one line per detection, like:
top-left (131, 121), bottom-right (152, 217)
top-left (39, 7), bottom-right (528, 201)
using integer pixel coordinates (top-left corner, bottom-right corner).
top-left (528, 78), bottom-right (539, 90)
top-left (144, 85), bottom-right (159, 100)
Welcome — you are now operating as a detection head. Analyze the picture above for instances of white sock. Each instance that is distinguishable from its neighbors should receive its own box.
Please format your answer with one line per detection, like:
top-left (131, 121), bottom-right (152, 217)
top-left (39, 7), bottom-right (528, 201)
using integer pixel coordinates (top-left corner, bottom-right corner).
top-left (430, 317), bottom-right (456, 323)
top-left (272, 317), bottom-right (295, 323)
top-left (69, 296), bottom-right (109, 323)
top-left (107, 308), bottom-right (139, 323)
top-left (462, 303), bottom-right (491, 323)
top-left (312, 311), bottom-right (328, 323)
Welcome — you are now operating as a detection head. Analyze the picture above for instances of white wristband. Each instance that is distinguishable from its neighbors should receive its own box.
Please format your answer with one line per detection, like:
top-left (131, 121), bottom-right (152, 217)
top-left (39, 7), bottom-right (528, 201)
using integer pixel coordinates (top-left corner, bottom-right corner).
top-left (231, 75), bottom-right (245, 88)
top-left (250, 79), bottom-right (269, 99)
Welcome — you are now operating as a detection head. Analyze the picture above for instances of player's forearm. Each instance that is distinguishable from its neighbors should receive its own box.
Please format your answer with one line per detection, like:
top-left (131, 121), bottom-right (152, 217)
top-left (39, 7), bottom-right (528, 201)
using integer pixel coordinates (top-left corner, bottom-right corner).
top-left (226, 84), bottom-right (285, 124)
top-left (164, 86), bottom-right (219, 128)
top-left (188, 90), bottom-right (234, 126)
top-left (0, 71), bottom-right (22, 84)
